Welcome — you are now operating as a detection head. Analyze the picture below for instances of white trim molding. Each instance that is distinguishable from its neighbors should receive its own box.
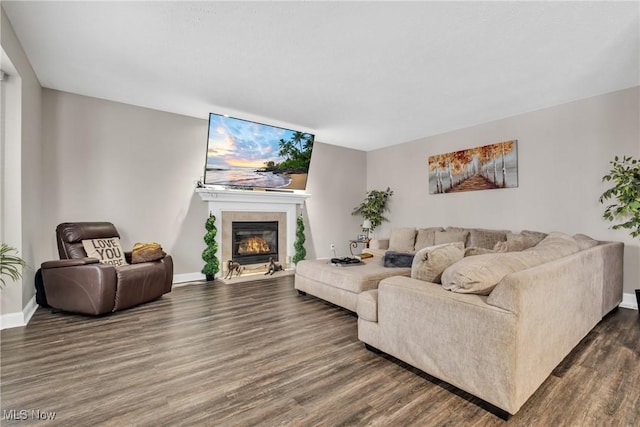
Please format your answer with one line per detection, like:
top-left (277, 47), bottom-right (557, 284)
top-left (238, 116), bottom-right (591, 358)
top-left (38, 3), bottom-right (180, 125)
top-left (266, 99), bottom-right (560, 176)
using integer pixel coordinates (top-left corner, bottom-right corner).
top-left (620, 292), bottom-right (638, 311)
top-left (173, 272), bottom-right (206, 285)
top-left (0, 295), bottom-right (38, 330)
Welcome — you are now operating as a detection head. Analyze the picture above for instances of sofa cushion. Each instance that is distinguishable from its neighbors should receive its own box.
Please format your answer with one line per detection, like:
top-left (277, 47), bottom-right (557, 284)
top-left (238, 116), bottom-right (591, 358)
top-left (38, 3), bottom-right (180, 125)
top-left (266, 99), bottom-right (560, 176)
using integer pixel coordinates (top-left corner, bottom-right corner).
top-left (494, 235), bottom-right (526, 252)
top-left (520, 230), bottom-right (548, 246)
top-left (434, 230), bottom-right (469, 246)
top-left (469, 229), bottom-right (508, 249)
top-left (389, 228), bottom-right (417, 252)
top-left (574, 233), bottom-right (599, 251)
top-left (82, 238), bottom-right (127, 266)
top-left (411, 242), bottom-right (464, 284)
top-left (465, 247), bottom-right (495, 257)
top-left (357, 290), bottom-right (378, 322)
top-left (528, 232), bottom-right (581, 261)
top-left (414, 227), bottom-right (444, 251)
top-left (295, 259), bottom-right (411, 294)
top-left (442, 232), bottom-right (580, 295)
top-left (441, 251), bottom-right (543, 295)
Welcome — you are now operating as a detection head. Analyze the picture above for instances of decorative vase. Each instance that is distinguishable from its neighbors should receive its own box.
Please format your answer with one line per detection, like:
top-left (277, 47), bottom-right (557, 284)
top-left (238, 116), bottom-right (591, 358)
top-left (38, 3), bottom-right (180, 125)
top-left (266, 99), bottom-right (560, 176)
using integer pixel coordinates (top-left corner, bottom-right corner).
top-left (206, 274), bottom-right (214, 282)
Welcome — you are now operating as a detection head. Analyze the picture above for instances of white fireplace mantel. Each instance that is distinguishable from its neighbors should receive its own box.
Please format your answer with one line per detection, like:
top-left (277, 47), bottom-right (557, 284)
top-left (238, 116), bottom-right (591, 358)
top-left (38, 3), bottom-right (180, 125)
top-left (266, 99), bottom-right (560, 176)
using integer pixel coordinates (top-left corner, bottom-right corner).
top-left (196, 187), bottom-right (310, 206)
top-left (196, 187), bottom-right (310, 274)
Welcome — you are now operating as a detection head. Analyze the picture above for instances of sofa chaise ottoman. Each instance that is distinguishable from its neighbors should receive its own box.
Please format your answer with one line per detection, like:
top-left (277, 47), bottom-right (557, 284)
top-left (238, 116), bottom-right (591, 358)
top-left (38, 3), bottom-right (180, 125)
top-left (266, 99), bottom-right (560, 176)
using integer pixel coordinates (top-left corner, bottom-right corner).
top-left (294, 258), bottom-right (410, 312)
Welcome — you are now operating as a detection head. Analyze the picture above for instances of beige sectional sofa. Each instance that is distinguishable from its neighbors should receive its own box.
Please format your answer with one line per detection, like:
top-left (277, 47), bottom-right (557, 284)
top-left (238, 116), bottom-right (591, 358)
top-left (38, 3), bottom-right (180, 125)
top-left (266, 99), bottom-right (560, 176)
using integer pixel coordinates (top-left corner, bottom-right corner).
top-left (356, 227), bottom-right (624, 415)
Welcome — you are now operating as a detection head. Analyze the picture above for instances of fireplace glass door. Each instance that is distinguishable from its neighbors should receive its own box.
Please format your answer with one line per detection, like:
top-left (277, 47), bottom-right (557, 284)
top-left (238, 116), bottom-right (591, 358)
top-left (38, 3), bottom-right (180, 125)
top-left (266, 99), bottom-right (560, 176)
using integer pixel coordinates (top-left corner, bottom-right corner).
top-left (231, 221), bottom-right (278, 265)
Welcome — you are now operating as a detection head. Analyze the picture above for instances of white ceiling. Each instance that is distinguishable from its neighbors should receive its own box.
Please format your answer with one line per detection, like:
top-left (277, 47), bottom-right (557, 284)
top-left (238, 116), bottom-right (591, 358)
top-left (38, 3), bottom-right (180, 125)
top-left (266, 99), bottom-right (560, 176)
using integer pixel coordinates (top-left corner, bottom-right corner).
top-left (3, 1), bottom-right (639, 151)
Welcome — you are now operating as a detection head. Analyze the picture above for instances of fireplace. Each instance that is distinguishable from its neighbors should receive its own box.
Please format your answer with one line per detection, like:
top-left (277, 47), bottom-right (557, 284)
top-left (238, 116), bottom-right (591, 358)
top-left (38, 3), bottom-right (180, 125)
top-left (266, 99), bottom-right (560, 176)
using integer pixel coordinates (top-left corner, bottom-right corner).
top-left (196, 187), bottom-right (310, 278)
top-left (231, 221), bottom-right (278, 265)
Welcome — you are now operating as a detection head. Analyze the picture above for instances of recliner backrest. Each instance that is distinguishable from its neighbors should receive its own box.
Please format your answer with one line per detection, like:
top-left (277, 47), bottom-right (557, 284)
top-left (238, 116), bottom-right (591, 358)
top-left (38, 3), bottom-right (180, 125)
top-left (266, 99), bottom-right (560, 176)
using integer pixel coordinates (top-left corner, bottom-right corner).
top-left (56, 222), bottom-right (120, 259)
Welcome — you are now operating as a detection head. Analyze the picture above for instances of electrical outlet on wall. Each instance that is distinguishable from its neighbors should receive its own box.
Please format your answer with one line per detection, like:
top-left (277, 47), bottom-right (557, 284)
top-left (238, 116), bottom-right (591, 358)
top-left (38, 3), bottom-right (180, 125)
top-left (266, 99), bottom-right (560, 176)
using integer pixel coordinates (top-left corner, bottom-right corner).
top-left (330, 244), bottom-right (335, 251)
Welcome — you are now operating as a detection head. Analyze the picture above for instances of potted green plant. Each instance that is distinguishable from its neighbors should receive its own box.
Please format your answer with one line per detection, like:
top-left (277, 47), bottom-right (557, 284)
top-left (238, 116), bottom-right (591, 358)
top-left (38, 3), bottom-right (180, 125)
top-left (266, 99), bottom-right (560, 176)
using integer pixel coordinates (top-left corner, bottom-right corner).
top-left (351, 187), bottom-right (394, 233)
top-left (599, 155), bottom-right (640, 309)
top-left (201, 213), bottom-right (220, 281)
top-left (1, 243), bottom-right (27, 289)
top-left (292, 215), bottom-right (306, 264)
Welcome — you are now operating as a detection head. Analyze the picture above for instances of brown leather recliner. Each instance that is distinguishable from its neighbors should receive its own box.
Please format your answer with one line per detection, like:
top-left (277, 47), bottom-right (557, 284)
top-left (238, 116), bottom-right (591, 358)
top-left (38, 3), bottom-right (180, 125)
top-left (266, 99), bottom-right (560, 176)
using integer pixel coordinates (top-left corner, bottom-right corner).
top-left (41, 222), bottom-right (173, 315)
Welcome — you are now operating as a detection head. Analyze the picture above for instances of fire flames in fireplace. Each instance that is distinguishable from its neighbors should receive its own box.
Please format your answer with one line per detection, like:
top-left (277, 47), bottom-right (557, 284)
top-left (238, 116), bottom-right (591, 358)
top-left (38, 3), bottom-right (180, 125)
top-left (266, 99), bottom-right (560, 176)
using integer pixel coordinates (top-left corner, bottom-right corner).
top-left (238, 236), bottom-right (271, 255)
top-left (231, 220), bottom-right (278, 265)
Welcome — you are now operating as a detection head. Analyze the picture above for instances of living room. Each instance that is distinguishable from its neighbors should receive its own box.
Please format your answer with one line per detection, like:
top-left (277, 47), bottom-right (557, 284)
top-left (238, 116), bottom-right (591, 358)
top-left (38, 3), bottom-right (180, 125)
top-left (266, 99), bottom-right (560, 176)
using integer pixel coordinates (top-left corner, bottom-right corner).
top-left (1, 2), bottom-right (639, 425)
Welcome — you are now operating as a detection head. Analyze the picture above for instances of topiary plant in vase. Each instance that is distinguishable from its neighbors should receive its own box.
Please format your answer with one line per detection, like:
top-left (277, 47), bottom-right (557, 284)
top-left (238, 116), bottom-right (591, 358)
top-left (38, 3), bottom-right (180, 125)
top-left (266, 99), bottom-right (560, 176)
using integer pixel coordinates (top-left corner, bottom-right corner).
top-left (599, 155), bottom-right (640, 308)
top-left (292, 215), bottom-right (306, 264)
top-left (201, 213), bottom-right (219, 281)
top-left (351, 187), bottom-right (394, 233)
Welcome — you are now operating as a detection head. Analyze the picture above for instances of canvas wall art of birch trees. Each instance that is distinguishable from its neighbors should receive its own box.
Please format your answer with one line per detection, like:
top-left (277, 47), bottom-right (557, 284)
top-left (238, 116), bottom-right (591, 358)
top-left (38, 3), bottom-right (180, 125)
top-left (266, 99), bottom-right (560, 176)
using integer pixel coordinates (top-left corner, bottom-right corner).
top-left (428, 140), bottom-right (518, 194)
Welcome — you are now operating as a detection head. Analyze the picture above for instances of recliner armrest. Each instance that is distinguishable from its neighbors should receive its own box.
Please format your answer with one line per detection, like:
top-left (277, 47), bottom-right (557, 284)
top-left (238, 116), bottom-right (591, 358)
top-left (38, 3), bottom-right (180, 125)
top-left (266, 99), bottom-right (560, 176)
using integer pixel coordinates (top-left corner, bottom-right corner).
top-left (42, 257), bottom-right (100, 269)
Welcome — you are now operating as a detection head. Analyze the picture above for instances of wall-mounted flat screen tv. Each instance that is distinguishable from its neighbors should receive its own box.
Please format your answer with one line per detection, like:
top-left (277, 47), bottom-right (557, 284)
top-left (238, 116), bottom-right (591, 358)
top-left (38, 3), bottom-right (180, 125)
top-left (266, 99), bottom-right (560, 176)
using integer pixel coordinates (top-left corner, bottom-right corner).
top-left (204, 113), bottom-right (315, 191)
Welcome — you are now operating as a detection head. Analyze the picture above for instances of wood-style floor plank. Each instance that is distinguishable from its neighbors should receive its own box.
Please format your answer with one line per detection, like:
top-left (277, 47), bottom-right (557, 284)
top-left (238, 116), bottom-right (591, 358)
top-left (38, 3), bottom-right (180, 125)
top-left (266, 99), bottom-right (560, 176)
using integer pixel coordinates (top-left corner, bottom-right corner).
top-left (1, 276), bottom-right (638, 426)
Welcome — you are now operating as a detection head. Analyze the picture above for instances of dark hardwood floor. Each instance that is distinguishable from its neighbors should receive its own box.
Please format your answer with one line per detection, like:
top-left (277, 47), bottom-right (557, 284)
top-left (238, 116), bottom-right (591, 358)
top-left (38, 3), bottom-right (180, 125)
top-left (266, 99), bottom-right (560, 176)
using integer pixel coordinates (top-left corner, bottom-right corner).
top-left (1, 276), bottom-right (638, 426)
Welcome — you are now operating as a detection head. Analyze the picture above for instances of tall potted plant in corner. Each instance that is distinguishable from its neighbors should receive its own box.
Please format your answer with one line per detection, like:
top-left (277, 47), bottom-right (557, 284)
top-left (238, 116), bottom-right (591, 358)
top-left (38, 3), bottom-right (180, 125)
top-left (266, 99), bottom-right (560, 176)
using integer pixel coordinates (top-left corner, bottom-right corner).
top-left (351, 187), bottom-right (394, 235)
top-left (201, 213), bottom-right (220, 281)
top-left (599, 155), bottom-right (640, 309)
top-left (1, 243), bottom-right (27, 289)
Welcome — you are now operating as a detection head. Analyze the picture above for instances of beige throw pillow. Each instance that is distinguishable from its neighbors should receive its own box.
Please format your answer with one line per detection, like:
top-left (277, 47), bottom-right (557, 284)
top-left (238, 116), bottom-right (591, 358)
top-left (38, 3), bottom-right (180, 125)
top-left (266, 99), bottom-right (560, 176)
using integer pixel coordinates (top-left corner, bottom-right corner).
top-left (442, 232), bottom-right (581, 295)
top-left (82, 238), bottom-right (127, 266)
top-left (389, 227), bottom-right (417, 252)
top-left (442, 251), bottom-right (544, 295)
top-left (411, 242), bottom-right (464, 284)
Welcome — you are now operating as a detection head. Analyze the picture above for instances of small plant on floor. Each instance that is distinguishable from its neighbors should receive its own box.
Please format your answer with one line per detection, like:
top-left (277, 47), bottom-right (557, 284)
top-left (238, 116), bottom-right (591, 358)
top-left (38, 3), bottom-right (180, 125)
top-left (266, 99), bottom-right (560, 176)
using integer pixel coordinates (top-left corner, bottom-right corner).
top-left (599, 155), bottom-right (640, 238)
top-left (351, 187), bottom-right (394, 232)
top-left (201, 213), bottom-right (220, 281)
top-left (1, 243), bottom-right (27, 289)
top-left (292, 215), bottom-right (306, 264)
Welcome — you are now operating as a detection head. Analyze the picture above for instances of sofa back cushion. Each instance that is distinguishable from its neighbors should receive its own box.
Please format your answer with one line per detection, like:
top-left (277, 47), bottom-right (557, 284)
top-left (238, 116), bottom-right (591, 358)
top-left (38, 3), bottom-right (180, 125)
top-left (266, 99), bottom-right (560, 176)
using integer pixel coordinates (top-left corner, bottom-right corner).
top-left (441, 232), bottom-right (581, 295)
top-left (468, 228), bottom-right (508, 249)
top-left (389, 227), bottom-right (417, 252)
top-left (434, 230), bottom-right (469, 246)
top-left (414, 227), bottom-right (444, 251)
top-left (574, 233), bottom-right (599, 251)
top-left (411, 242), bottom-right (464, 283)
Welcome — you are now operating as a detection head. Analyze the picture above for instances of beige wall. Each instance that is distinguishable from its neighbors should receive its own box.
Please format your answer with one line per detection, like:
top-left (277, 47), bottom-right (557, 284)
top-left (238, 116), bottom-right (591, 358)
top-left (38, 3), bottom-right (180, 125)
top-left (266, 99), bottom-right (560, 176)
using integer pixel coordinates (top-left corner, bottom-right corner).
top-left (42, 90), bottom-right (210, 275)
top-left (1, 8), bottom-right (43, 321)
top-left (41, 90), bottom-right (367, 274)
top-left (305, 142), bottom-right (367, 259)
top-left (367, 87), bottom-right (640, 294)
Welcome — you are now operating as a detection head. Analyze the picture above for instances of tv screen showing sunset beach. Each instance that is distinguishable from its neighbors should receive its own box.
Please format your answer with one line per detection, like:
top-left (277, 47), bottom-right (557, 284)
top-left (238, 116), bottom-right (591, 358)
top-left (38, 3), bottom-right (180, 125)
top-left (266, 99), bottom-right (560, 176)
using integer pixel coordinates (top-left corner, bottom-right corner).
top-left (204, 113), bottom-right (314, 190)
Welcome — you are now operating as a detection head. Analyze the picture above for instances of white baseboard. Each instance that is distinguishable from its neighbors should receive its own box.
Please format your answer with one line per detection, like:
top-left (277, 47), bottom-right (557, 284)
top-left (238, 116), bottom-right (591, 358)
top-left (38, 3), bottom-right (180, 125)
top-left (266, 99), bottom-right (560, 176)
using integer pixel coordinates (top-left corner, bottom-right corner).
top-left (173, 272), bottom-right (206, 285)
top-left (620, 292), bottom-right (638, 310)
top-left (0, 295), bottom-right (38, 330)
